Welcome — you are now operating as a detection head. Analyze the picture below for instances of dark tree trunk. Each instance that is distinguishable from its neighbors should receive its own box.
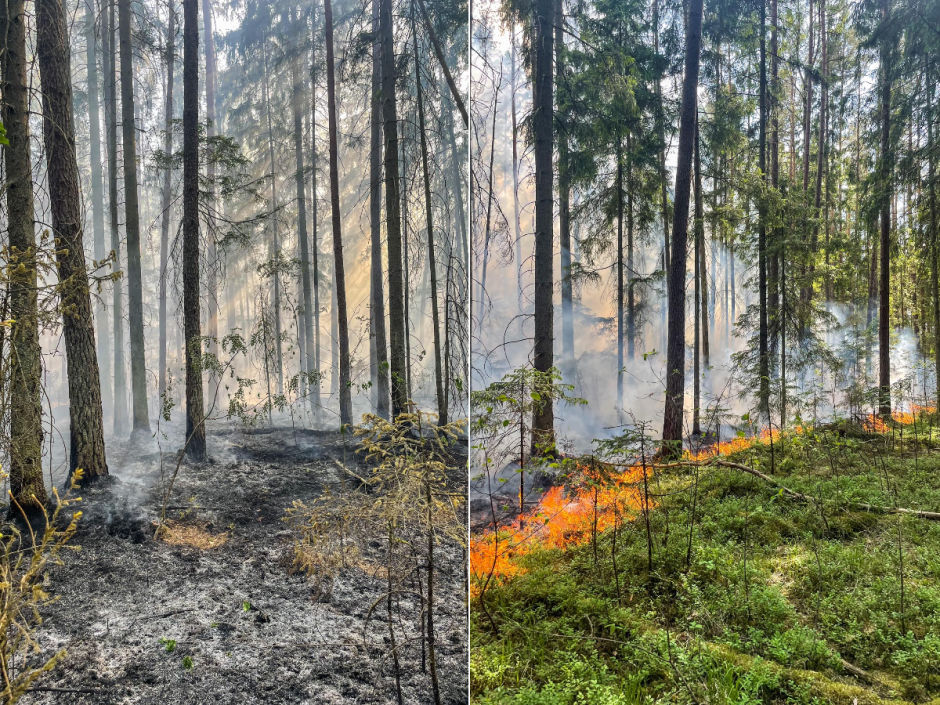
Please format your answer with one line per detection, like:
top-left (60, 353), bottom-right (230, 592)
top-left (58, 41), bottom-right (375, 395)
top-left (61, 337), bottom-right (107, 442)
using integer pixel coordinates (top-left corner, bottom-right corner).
top-left (929, 65), bottom-right (939, 411)
top-left (380, 0), bottom-right (408, 416)
top-left (262, 42), bottom-right (284, 397)
top-left (616, 141), bottom-right (624, 415)
top-left (693, 120), bottom-right (703, 436)
top-left (310, 13), bottom-right (322, 425)
top-left (769, 0), bottom-right (780, 357)
top-left (413, 18), bottom-right (446, 425)
top-left (325, 0), bottom-right (352, 427)
top-left (653, 0), bottom-right (670, 279)
top-left (159, 2), bottom-right (175, 403)
top-left (293, 9), bottom-right (321, 421)
top-left (183, 0), bottom-right (206, 459)
top-left (37, 0), bottom-right (109, 482)
top-left (118, 0), bottom-right (151, 435)
top-left (414, 0), bottom-right (466, 127)
top-left (203, 0), bottom-right (219, 401)
top-left (104, 0), bottom-right (128, 436)
top-left (662, 0), bottom-right (704, 452)
top-left (877, 0), bottom-right (892, 417)
top-left (758, 0), bottom-right (770, 420)
top-left (1, 0), bottom-right (48, 515)
top-left (511, 27), bottom-right (523, 333)
top-left (369, 0), bottom-right (390, 419)
top-left (86, 0), bottom-right (113, 419)
top-left (556, 0), bottom-right (574, 380)
top-left (531, 0), bottom-right (555, 454)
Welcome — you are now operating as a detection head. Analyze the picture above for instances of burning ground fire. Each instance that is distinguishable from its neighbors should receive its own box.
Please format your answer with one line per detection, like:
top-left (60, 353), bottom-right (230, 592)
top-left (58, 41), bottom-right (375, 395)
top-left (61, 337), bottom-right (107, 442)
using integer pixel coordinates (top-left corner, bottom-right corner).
top-left (470, 404), bottom-right (937, 595)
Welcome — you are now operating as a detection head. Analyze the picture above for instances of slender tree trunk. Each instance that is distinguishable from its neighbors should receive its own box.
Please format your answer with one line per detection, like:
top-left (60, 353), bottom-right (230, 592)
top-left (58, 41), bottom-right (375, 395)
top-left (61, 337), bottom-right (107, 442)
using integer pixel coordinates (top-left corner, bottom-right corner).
top-left (929, 65), bottom-right (939, 412)
top-left (627, 133), bottom-right (635, 362)
top-left (556, 0), bottom-right (574, 379)
top-left (878, 0), bottom-right (892, 417)
top-left (478, 82), bottom-right (499, 329)
top-left (203, 0), bottom-right (219, 400)
top-left (293, 10), bottom-right (321, 421)
top-left (119, 0), bottom-right (151, 435)
top-left (413, 18), bottom-right (446, 425)
top-left (262, 42), bottom-right (284, 398)
top-left (104, 0), bottom-right (128, 436)
top-left (662, 0), bottom-right (704, 452)
top-left (1, 0), bottom-right (48, 515)
top-left (693, 119), bottom-right (703, 436)
top-left (511, 27), bottom-right (523, 335)
top-left (86, 0), bottom-right (113, 419)
top-left (758, 0), bottom-right (770, 420)
top-left (380, 0), bottom-right (408, 415)
top-left (38, 0), bottom-right (109, 481)
top-left (414, 0), bottom-right (466, 127)
top-left (654, 0), bottom-right (670, 280)
top-left (159, 2), bottom-right (175, 403)
top-left (770, 0), bottom-right (780, 359)
top-left (325, 0), bottom-right (352, 427)
top-left (369, 0), bottom-right (390, 418)
top-left (531, 0), bottom-right (555, 454)
top-left (310, 12), bottom-right (322, 425)
top-left (616, 141), bottom-right (624, 416)
top-left (809, 0), bottom-right (827, 298)
top-left (182, 0), bottom-right (206, 459)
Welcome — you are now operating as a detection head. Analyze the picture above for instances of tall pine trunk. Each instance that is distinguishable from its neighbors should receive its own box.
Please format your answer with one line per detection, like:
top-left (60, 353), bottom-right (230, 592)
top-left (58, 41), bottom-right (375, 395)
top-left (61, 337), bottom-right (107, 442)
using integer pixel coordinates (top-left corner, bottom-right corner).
top-left (325, 0), bottom-right (352, 427)
top-left (758, 0), bottom-right (770, 420)
top-left (369, 0), bottom-right (390, 418)
top-left (511, 27), bottom-right (523, 335)
top-left (310, 12), bottom-right (322, 425)
top-left (293, 9), bottom-right (320, 421)
top-left (86, 0), bottom-right (113, 419)
top-left (693, 120), bottom-right (703, 436)
top-left (531, 0), bottom-right (555, 454)
top-left (118, 0), bottom-right (151, 435)
top-left (929, 65), bottom-right (939, 412)
top-left (203, 0), bottom-right (219, 400)
top-left (104, 0), bottom-right (128, 436)
top-left (662, 0), bottom-right (704, 452)
top-left (1, 0), bottom-right (48, 515)
top-left (182, 0), bottom-right (206, 459)
top-left (413, 18), bottom-right (446, 425)
top-left (877, 0), bottom-right (892, 417)
top-left (556, 0), bottom-right (574, 379)
top-left (159, 2), bottom-right (175, 403)
top-left (380, 0), bottom-right (408, 415)
top-left (38, 0), bottom-right (109, 482)
top-left (262, 41), bottom-right (284, 397)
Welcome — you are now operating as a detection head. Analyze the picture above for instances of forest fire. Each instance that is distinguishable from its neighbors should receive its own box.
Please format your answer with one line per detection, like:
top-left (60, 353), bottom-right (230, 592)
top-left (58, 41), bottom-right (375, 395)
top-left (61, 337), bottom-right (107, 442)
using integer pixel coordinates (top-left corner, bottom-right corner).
top-left (472, 406), bottom-right (940, 595)
top-left (470, 462), bottom-right (650, 594)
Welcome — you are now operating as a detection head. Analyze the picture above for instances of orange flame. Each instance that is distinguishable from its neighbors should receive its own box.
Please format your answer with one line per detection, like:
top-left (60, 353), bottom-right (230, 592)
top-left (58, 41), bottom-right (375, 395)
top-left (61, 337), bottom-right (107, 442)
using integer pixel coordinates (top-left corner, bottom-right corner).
top-left (470, 463), bottom-right (650, 594)
top-left (470, 405), bottom-right (937, 597)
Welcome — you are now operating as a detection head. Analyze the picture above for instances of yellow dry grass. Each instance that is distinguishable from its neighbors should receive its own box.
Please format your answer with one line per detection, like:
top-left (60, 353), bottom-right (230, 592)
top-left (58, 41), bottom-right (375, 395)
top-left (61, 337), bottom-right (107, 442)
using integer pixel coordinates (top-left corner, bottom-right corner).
top-left (156, 520), bottom-right (228, 550)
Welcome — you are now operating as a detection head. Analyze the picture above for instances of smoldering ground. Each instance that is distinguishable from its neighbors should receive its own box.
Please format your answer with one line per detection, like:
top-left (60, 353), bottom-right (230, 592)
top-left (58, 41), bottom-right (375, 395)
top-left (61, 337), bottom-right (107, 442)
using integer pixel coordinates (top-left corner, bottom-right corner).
top-left (16, 421), bottom-right (468, 704)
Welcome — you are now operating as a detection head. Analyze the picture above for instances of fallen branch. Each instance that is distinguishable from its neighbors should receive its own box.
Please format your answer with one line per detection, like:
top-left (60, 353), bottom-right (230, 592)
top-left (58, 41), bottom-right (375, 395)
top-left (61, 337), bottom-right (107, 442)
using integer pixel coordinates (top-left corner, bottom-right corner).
top-left (27, 687), bottom-right (106, 694)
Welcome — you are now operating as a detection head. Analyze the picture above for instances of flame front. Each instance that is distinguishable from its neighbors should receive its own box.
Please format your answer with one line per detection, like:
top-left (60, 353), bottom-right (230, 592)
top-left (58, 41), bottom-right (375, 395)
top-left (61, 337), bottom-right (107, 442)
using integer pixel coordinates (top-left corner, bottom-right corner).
top-left (471, 405), bottom-right (937, 597)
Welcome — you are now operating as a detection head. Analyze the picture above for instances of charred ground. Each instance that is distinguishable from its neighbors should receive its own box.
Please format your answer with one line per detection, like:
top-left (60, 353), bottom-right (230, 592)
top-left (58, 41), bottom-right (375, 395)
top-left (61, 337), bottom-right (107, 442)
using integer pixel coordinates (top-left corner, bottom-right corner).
top-left (20, 422), bottom-right (468, 704)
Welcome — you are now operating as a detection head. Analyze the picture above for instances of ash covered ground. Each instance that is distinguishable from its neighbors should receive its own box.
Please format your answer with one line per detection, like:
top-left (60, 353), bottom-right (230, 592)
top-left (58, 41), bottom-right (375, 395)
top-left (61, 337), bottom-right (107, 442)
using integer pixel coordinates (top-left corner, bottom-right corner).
top-left (21, 420), bottom-right (468, 704)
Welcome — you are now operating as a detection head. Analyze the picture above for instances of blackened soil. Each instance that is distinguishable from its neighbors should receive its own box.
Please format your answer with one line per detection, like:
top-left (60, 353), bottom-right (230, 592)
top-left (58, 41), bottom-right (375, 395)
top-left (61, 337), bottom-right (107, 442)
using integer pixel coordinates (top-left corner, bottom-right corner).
top-left (22, 421), bottom-right (468, 705)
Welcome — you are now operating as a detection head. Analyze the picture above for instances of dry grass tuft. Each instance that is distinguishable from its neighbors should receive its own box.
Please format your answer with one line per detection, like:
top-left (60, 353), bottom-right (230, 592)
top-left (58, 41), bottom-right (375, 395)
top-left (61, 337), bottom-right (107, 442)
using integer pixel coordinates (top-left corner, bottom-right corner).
top-left (156, 520), bottom-right (228, 550)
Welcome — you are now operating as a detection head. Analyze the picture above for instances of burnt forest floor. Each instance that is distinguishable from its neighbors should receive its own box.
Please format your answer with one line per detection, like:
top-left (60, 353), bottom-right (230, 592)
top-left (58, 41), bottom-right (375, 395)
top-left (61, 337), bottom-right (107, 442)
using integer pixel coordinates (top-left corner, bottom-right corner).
top-left (19, 420), bottom-right (468, 705)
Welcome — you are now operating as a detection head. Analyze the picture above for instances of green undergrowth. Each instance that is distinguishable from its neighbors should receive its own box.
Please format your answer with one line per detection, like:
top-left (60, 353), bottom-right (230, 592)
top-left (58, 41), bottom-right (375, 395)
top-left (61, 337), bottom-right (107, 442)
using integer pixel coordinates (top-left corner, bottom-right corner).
top-left (471, 419), bottom-right (940, 704)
